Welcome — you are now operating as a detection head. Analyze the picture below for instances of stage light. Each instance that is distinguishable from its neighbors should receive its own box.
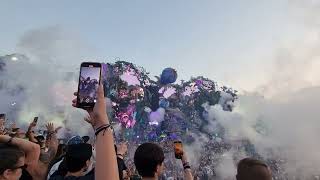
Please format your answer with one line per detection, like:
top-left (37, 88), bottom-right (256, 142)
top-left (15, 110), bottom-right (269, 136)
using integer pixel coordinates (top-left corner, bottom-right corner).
top-left (11, 56), bottom-right (18, 61)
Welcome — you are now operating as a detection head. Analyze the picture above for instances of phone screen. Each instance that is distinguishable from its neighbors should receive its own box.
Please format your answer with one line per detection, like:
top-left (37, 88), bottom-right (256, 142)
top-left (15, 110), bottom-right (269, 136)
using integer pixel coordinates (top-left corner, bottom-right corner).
top-left (0, 114), bottom-right (5, 121)
top-left (174, 141), bottom-right (183, 159)
top-left (33, 117), bottom-right (38, 123)
top-left (77, 62), bottom-right (101, 108)
top-left (0, 114), bottom-right (5, 132)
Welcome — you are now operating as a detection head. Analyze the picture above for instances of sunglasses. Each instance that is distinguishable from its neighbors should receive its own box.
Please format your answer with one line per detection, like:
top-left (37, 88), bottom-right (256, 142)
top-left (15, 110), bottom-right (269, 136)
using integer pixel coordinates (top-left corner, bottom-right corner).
top-left (11, 164), bottom-right (27, 170)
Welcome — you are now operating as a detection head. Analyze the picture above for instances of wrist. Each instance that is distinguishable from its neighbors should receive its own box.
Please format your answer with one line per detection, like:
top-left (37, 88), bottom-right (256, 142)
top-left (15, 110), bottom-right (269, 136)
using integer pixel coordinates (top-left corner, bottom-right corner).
top-left (181, 158), bottom-right (188, 164)
top-left (93, 120), bottom-right (108, 130)
top-left (95, 124), bottom-right (113, 136)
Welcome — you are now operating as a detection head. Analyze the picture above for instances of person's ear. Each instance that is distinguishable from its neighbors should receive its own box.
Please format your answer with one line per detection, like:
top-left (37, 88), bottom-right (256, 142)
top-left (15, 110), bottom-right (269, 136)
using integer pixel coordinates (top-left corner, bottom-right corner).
top-left (156, 162), bottom-right (164, 176)
top-left (82, 160), bottom-right (90, 172)
top-left (3, 169), bottom-right (13, 179)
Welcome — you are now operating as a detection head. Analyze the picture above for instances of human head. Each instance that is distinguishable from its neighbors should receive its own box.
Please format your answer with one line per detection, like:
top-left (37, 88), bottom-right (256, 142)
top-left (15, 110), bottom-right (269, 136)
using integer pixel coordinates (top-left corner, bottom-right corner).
top-left (65, 144), bottom-right (92, 174)
top-left (0, 144), bottom-right (26, 180)
top-left (236, 158), bottom-right (272, 180)
top-left (134, 143), bottom-right (165, 178)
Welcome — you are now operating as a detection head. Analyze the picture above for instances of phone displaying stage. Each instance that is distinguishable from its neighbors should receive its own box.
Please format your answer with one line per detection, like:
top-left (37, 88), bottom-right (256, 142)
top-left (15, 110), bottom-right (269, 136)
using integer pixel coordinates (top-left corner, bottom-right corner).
top-left (174, 141), bottom-right (183, 159)
top-left (77, 62), bottom-right (102, 108)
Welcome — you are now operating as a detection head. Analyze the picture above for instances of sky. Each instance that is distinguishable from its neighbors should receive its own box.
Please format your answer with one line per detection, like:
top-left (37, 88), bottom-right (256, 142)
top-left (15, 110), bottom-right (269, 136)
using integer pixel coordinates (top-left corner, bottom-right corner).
top-left (81, 67), bottom-right (100, 80)
top-left (0, 0), bottom-right (312, 91)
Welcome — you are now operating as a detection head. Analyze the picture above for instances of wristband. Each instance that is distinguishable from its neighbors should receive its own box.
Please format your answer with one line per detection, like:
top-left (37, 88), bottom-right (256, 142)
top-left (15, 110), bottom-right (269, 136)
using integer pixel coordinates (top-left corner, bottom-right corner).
top-left (183, 162), bottom-right (190, 167)
top-left (95, 124), bottom-right (112, 136)
top-left (184, 165), bottom-right (191, 170)
top-left (95, 124), bottom-right (109, 132)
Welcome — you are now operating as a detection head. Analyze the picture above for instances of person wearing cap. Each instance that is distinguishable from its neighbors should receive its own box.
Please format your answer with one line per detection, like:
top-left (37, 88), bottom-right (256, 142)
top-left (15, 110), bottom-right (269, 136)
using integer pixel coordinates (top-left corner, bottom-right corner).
top-left (47, 136), bottom-right (93, 180)
top-left (49, 143), bottom-right (94, 180)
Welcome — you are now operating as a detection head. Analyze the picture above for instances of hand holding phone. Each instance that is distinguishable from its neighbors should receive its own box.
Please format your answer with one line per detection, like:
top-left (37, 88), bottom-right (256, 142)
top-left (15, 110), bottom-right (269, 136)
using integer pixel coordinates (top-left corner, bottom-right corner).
top-left (77, 62), bottom-right (102, 109)
top-left (174, 141), bottom-right (183, 159)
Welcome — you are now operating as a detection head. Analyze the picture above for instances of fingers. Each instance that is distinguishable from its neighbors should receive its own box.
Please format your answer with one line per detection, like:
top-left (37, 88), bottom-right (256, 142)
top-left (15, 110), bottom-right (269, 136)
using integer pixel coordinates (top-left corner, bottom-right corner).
top-left (96, 83), bottom-right (105, 102)
top-left (72, 92), bottom-right (78, 107)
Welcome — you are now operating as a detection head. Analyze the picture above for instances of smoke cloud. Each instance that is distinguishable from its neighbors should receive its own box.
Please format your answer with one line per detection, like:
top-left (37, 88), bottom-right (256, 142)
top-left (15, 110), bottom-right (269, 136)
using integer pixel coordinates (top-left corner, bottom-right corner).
top-left (0, 26), bottom-right (94, 135)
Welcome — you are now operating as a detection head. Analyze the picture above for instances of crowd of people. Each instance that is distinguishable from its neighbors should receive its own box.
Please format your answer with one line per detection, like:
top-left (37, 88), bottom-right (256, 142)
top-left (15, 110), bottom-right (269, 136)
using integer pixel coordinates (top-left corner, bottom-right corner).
top-left (0, 84), bottom-right (273, 180)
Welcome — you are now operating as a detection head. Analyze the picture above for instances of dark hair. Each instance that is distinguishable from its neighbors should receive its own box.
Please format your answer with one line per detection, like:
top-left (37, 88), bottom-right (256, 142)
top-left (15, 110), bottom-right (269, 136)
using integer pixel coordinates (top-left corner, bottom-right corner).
top-left (55, 144), bottom-right (67, 159)
top-left (0, 144), bottom-right (25, 174)
top-left (65, 157), bottom-right (88, 173)
top-left (237, 158), bottom-right (271, 180)
top-left (65, 144), bottom-right (92, 173)
top-left (134, 143), bottom-right (164, 177)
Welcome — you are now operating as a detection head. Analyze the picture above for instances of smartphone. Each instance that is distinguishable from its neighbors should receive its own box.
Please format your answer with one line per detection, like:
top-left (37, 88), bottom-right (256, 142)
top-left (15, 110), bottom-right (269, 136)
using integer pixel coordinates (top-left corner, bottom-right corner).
top-left (0, 114), bottom-right (5, 132)
top-left (77, 62), bottom-right (102, 108)
top-left (174, 141), bottom-right (183, 159)
top-left (33, 117), bottom-right (39, 123)
top-left (0, 114), bottom-right (6, 121)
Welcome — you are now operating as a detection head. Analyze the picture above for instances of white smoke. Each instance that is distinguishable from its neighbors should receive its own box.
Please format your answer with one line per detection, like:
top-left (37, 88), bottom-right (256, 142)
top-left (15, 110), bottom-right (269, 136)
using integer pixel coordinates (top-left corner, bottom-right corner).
top-left (195, 1), bottom-right (320, 178)
top-left (184, 133), bottom-right (209, 167)
top-left (206, 87), bottom-right (320, 178)
top-left (0, 26), bottom-right (94, 135)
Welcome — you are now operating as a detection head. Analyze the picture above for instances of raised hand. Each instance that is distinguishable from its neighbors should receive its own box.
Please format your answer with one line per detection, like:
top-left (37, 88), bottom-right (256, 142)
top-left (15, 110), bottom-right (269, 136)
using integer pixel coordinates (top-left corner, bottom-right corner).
top-left (72, 84), bottom-right (109, 129)
top-left (46, 122), bottom-right (55, 133)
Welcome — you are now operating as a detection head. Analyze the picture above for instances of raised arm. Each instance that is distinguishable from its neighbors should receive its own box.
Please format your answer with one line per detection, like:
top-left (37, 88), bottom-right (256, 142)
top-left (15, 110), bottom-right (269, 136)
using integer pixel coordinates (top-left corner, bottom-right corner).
top-left (0, 135), bottom-right (40, 170)
top-left (181, 151), bottom-right (194, 180)
top-left (45, 122), bottom-right (59, 162)
top-left (72, 84), bottom-right (119, 180)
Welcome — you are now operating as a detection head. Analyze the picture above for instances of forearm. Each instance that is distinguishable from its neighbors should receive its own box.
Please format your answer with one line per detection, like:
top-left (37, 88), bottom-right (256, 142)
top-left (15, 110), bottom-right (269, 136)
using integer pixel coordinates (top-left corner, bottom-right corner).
top-left (47, 132), bottom-right (58, 161)
top-left (27, 125), bottom-right (33, 133)
top-left (95, 131), bottom-right (119, 180)
top-left (182, 154), bottom-right (193, 180)
top-left (184, 169), bottom-right (194, 180)
top-left (0, 135), bottom-right (40, 165)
